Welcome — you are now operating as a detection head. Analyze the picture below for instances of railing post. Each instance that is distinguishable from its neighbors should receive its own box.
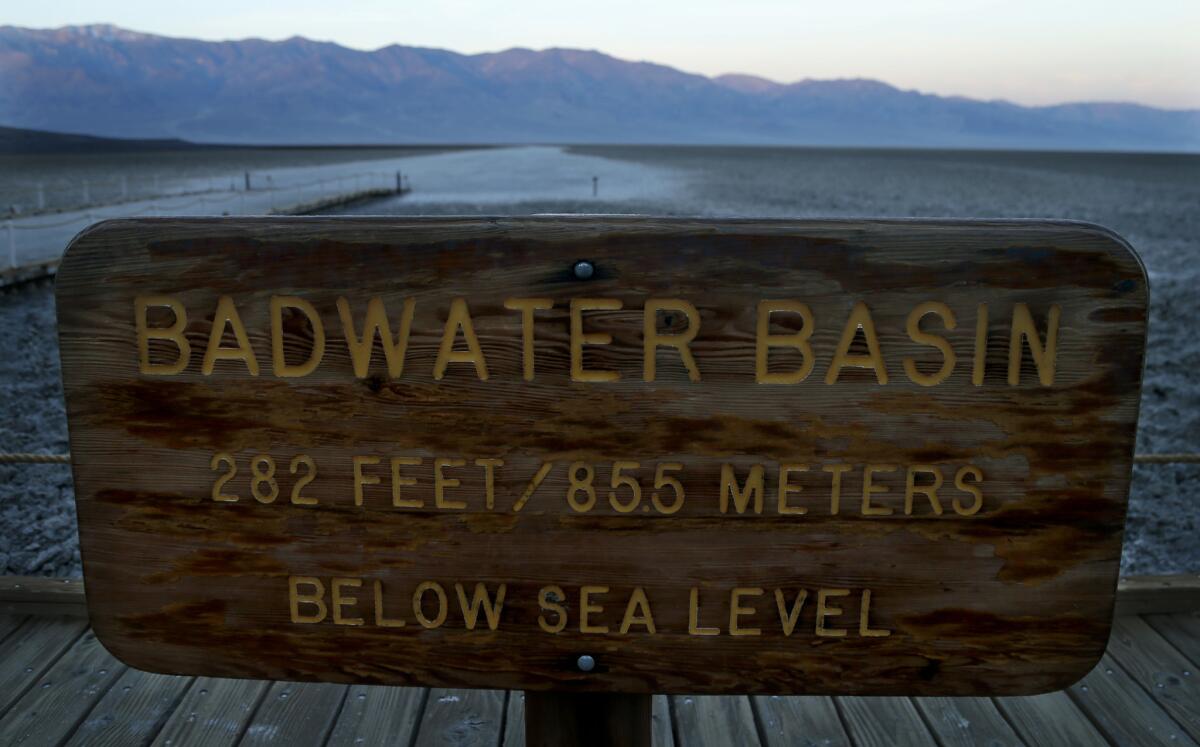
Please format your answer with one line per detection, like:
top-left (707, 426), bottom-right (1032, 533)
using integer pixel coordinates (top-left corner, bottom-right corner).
top-left (36, 183), bottom-right (45, 211)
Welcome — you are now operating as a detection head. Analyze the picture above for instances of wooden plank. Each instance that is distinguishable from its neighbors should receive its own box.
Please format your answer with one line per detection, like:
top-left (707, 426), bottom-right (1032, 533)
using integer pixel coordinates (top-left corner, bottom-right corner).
top-left (64, 668), bottom-right (192, 747)
top-left (239, 681), bottom-right (348, 747)
top-left (1146, 610), bottom-right (1200, 666)
top-left (995, 691), bottom-right (1109, 746)
top-left (1115, 575), bottom-right (1200, 616)
top-left (0, 629), bottom-right (127, 746)
top-left (413, 688), bottom-right (505, 747)
top-left (1105, 615), bottom-right (1200, 740)
top-left (150, 677), bottom-right (269, 747)
top-left (0, 576), bottom-right (87, 617)
top-left (651, 694), bottom-right (673, 747)
top-left (57, 218), bottom-right (1147, 695)
top-left (836, 696), bottom-right (934, 746)
top-left (0, 616), bottom-right (89, 717)
top-left (503, 691), bottom-right (524, 746)
top-left (671, 695), bottom-right (761, 746)
top-left (913, 696), bottom-right (1025, 746)
top-left (753, 695), bottom-right (850, 747)
top-left (0, 614), bottom-right (27, 645)
top-left (1068, 653), bottom-right (1197, 746)
top-left (325, 685), bottom-right (427, 747)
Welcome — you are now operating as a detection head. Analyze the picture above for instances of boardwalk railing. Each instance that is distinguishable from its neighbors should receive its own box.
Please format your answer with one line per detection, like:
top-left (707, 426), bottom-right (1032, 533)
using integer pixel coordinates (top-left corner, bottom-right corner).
top-left (4, 169), bottom-right (407, 271)
top-left (3, 169), bottom-right (405, 217)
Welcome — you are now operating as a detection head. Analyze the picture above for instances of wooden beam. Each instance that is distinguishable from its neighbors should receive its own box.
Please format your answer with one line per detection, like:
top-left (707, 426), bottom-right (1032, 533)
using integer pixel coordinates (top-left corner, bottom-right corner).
top-left (0, 577), bottom-right (86, 617)
top-left (1113, 575), bottom-right (1200, 616)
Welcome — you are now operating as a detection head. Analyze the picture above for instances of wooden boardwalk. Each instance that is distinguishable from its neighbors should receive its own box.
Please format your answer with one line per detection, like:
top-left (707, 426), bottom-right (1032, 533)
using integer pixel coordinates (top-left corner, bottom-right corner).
top-left (0, 579), bottom-right (1197, 746)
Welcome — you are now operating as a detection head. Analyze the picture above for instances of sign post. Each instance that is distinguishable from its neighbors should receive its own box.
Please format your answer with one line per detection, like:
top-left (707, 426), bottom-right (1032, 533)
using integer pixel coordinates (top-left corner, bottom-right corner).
top-left (526, 691), bottom-right (651, 746)
top-left (56, 217), bottom-right (1147, 738)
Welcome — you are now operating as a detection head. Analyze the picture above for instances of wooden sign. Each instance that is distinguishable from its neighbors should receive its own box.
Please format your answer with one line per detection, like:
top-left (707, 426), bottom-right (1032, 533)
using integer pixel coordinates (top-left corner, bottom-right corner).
top-left (57, 217), bottom-right (1147, 696)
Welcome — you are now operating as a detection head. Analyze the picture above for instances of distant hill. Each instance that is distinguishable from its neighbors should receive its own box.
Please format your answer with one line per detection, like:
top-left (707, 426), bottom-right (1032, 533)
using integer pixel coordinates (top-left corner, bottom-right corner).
top-left (1, 24), bottom-right (1197, 151)
top-left (0, 125), bottom-right (201, 154)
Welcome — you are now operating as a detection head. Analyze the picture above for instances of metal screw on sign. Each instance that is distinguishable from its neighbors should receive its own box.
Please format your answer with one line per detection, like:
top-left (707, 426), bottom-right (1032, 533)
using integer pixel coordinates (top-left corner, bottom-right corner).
top-left (576, 655), bottom-right (596, 672)
top-left (573, 260), bottom-right (595, 280)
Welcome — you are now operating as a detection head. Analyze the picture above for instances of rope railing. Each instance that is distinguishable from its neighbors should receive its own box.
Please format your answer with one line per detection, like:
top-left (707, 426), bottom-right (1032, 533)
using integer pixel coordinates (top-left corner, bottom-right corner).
top-left (4, 169), bottom-right (403, 271)
top-left (2, 452), bottom-right (1197, 465)
top-left (9, 172), bottom-right (394, 226)
top-left (11, 214), bottom-right (94, 230)
top-left (1133, 453), bottom-right (1200, 464)
top-left (5, 170), bottom-right (398, 218)
top-left (0, 453), bottom-right (72, 464)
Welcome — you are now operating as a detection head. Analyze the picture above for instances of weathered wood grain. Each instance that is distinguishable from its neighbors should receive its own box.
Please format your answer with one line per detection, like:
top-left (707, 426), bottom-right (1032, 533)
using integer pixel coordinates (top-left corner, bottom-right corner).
top-left (912, 696), bottom-right (1024, 746)
top-left (1068, 653), bottom-right (1197, 746)
top-left (0, 614), bottom-right (27, 646)
top-left (651, 694), bottom-right (673, 747)
top-left (503, 691), bottom-right (526, 746)
top-left (1106, 616), bottom-right (1200, 741)
top-left (752, 695), bottom-right (851, 746)
top-left (325, 685), bottom-right (427, 747)
top-left (1145, 610), bottom-right (1200, 667)
top-left (150, 676), bottom-right (269, 746)
top-left (0, 629), bottom-right (126, 746)
top-left (64, 668), bottom-right (192, 747)
top-left (56, 217), bottom-right (1148, 695)
top-left (239, 681), bottom-right (348, 747)
top-left (994, 691), bottom-right (1109, 746)
top-left (1114, 575), bottom-right (1200, 616)
top-left (0, 617), bottom-right (89, 718)
top-left (0, 576), bottom-right (86, 617)
top-left (413, 688), bottom-right (505, 747)
top-left (836, 696), bottom-right (934, 746)
top-left (672, 695), bottom-right (761, 746)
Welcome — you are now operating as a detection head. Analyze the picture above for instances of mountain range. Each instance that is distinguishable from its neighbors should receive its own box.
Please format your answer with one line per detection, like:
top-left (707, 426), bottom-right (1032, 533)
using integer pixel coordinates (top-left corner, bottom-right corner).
top-left (1, 24), bottom-right (1196, 151)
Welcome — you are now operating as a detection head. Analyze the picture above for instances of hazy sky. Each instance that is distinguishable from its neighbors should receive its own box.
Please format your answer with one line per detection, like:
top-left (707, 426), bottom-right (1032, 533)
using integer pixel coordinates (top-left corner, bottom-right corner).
top-left (8, 0), bottom-right (1199, 108)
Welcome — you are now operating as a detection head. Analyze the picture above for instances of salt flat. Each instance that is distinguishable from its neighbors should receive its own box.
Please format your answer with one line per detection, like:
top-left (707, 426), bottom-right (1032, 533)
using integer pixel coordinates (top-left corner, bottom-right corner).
top-left (357, 145), bottom-right (685, 205)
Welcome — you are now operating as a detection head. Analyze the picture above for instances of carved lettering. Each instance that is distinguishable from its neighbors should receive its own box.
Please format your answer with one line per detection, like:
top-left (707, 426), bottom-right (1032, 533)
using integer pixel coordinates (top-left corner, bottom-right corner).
top-left (135, 295), bottom-right (190, 375)
top-left (644, 298), bottom-right (701, 382)
top-left (570, 298), bottom-right (622, 382)
top-left (202, 295), bottom-right (259, 376)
